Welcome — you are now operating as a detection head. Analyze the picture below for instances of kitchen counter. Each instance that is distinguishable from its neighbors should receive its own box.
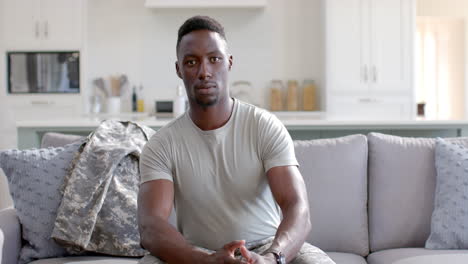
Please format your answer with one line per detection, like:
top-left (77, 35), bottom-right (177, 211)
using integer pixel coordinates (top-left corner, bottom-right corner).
top-left (16, 112), bottom-right (468, 149)
top-left (16, 111), bottom-right (468, 127)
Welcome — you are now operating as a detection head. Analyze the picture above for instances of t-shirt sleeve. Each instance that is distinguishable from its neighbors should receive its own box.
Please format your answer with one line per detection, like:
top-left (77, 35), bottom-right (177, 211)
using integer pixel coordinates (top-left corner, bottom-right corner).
top-left (258, 111), bottom-right (299, 173)
top-left (139, 134), bottom-right (173, 184)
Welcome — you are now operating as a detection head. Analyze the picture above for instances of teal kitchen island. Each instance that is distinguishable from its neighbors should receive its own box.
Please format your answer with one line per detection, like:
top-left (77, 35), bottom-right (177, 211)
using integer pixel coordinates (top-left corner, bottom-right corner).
top-left (16, 113), bottom-right (468, 149)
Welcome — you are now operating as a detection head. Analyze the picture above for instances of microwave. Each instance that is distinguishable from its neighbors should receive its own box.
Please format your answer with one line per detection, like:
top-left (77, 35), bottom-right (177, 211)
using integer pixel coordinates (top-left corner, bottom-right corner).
top-left (7, 51), bottom-right (80, 94)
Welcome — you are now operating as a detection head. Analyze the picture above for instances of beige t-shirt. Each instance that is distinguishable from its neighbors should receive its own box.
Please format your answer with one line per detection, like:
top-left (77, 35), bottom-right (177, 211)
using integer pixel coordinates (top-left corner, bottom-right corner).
top-left (140, 99), bottom-right (298, 250)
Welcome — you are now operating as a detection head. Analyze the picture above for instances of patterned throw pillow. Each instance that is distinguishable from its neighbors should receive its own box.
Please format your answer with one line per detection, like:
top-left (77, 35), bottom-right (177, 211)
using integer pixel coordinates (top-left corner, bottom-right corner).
top-left (426, 138), bottom-right (468, 249)
top-left (0, 140), bottom-right (83, 264)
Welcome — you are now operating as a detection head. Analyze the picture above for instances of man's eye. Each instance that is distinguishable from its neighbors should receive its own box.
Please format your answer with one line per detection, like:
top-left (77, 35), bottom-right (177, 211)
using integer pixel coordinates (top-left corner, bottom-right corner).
top-left (210, 57), bottom-right (221, 63)
top-left (186, 60), bottom-right (196, 66)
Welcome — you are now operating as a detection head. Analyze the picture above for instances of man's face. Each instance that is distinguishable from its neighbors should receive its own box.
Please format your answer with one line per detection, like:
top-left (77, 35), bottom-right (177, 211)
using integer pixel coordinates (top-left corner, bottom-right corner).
top-left (176, 30), bottom-right (233, 107)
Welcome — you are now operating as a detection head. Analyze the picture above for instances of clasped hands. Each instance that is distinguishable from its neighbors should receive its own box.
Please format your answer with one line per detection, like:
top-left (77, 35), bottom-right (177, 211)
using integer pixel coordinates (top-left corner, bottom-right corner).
top-left (203, 240), bottom-right (276, 264)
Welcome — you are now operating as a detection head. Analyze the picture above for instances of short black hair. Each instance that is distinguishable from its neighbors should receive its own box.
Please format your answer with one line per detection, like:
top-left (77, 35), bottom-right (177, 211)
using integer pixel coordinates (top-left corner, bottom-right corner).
top-left (176, 16), bottom-right (227, 53)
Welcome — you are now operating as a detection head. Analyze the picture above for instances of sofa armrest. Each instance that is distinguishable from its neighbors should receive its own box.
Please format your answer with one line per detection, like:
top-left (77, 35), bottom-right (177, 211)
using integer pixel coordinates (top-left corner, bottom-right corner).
top-left (0, 207), bottom-right (20, 264)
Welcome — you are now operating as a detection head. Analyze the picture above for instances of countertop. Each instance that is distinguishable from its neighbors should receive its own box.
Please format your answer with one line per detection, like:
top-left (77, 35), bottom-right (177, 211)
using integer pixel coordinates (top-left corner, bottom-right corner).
top-left (15, 112), bottom-right (468, 149)
top-left (15, 112), bottom-right (468, 128)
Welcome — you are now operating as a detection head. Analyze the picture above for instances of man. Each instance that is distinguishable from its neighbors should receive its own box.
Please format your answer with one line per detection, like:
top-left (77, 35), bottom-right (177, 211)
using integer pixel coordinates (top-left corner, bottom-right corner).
top-left (138, 16), bottom-right (335, 264)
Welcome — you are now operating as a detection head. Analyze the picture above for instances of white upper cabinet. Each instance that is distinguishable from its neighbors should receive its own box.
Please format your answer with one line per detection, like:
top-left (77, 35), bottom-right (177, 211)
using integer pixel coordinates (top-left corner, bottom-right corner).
top-left (370, 0), bottom-right (413, 94)
top-left (326, 0), bottom-right (415, 119)
top-left (1, 0), bottom-right (40, 49)
top-left (2, 0), bottom-right (84, 50)
top-left (325, 0), bottom-right (370, 95)
top-left (144, 0), bottom-right (266, 8)
top-left (39, 0), bottom-right (83, 49)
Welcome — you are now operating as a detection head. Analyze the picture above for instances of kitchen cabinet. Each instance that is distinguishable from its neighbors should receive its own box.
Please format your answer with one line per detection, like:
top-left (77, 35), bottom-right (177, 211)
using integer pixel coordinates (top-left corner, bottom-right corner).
top-left (1, 0), bottom-right (39, 49)
top-left (325, 0), bottom-right (415, 119)
top-left (1, 0), bottom-right (84, 50)
top-left (327, 95), bottom-right (412, 120)
top-left (144, 0), bottom-right (266, 8)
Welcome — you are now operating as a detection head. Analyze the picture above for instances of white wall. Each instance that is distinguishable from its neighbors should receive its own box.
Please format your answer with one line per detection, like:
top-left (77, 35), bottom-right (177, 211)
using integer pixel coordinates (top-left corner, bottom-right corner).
top-left (0, 15), bottom-right (13, 204)
top-left (417, 0), bottom-right (468, 117)
top-left (0, 0), bottom-right (324, 149)
top-left (86, 0), bottom-right (324, 111)
top-left (0, 0), bottom-right (17, 149)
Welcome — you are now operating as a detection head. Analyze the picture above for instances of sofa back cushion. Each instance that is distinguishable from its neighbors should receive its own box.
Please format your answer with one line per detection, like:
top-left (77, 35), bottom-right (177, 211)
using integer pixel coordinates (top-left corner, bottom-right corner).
top-left (41, 132), bottom-right (85, 148)
top-left (294, 134), bottom-right (369, 256)
top-left (368, 133), bottom-right (468, 252)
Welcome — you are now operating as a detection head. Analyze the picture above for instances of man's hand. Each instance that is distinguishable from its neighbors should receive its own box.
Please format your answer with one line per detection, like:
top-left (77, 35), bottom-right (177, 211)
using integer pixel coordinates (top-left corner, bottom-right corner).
top-left (239, 246), bottom-right (276, 264)
top-left (203, 240), bottom-right (249, 264)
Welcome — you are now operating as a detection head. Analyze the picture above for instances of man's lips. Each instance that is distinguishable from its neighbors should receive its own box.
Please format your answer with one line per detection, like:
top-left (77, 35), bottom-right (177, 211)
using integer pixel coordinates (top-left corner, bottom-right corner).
top-left (196, 87), bottom-right (216, 95)
top-left (195, 83), bottom-right (217, 95)
top-left (196, 82), bottom-right (217, 89)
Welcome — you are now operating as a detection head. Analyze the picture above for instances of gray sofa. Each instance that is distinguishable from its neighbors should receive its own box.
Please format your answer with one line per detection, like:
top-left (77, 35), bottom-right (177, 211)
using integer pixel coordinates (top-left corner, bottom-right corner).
top-left (1, 132), bottom-right (468, 264)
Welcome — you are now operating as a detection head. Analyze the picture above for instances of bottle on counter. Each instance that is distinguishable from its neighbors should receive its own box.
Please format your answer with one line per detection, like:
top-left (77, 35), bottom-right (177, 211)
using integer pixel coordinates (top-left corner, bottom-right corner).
top-left (173, 84), bottom-right (186, 117)
top-left (132, 85), bottom-right (137, 112)
top-left (302, 79), bottom-right (317, 111)
top-left (137, 84), bottom-right (145, 113)
top-left (286, 80), bottom-right (299, 111)
top-left (270, 80), bottom-right (284, 111)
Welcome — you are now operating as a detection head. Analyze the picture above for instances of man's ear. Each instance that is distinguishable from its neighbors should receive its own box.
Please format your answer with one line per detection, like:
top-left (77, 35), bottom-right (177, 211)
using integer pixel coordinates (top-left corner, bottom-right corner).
top-left (175, 61), bottom-right (182, 79)
top-left (228, 55), bottom-right (233, 71)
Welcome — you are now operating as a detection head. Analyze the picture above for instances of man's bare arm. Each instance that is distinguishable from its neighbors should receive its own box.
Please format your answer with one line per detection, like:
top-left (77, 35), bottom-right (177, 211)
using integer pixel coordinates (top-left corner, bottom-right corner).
top-left (138, 179), bottom-right (202, 263)
top-left (138, 179), bottom-right (247, 264)
top-left (265, 166), bottom-right (311, 262)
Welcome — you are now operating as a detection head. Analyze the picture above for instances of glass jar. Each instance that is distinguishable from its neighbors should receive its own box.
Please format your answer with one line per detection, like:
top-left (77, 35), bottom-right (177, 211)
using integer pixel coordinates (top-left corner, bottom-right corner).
top-left (270, 80), bottom-right (284, 111)
top-left (286, 80), bottom-right (299, 111)
top-left (302, 79), bottom-right (317, 111)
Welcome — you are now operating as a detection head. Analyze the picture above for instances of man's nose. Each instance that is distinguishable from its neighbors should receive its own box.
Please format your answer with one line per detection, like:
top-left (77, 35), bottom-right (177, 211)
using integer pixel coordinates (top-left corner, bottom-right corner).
top-left (198, 60), bottom-right (212, 80)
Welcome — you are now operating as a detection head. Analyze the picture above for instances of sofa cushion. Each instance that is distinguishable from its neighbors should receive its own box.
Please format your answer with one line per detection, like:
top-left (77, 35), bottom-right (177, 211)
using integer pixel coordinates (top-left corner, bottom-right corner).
top-left (41, 132), bottom-right (85, 148)
top-left (367, 248), bottom-right (468, 264)
top-left (28, 256), bottom-right (138, 264)
top-left (426, 138), bottom-right (468, 249)
top-left (368, 133), bottom-right (468, 252)
top-left (326, 252), bottom-right (367, 264)
top-left (294, 135), bottom-right (369, 256)
top-left (0, 140), bottom-right (84, 264)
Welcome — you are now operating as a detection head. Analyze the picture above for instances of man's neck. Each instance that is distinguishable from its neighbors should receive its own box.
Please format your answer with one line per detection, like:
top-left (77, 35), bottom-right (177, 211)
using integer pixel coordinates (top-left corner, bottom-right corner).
top-left (189, 97), bottom-right (234, 131)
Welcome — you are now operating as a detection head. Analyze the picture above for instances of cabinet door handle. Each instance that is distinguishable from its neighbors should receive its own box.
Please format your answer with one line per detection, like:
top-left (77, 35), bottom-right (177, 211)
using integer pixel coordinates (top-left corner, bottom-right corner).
top-left (362, 65), bottom-right (368, 82)
top-left (35, 21), bottom-right (40, 38)
top-left (372, 66), bottom-right (377, 83)
top-left (358, 98), bottom-right (380, 103)
top-left (358, 98), bottom-right (372, 103)
top-left (44, 21), bottom-right (49, 38)
top-left (31, 100), bottom-right (55, 105)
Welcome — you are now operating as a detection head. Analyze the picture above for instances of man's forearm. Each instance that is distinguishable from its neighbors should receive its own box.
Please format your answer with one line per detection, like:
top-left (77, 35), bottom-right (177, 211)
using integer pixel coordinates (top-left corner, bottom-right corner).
top-left (140, 215), bottom-right (210, 263)
top-left (267, 202), bottom-right (311, 263)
